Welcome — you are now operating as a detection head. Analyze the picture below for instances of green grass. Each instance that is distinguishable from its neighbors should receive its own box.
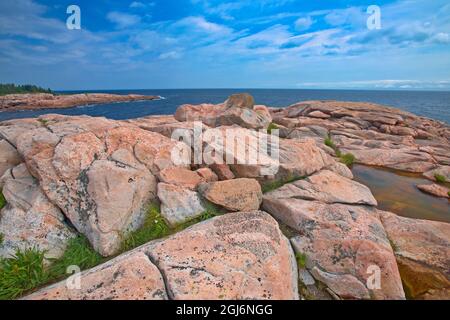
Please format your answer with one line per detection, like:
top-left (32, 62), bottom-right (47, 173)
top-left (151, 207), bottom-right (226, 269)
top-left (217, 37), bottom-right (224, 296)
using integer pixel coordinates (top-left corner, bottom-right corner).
top-left (324, 135), bottom-right (355, 167)
top-left (324, 135), bottom-right (336, 150)
top-left (296, 252), bottom-right (308, 269)
top-left (121, 204), bottom-right (171, 252)
top-left (0, 233), bottom-right (4, 247)
top-left (0, 191), bottom-right (6, 210)
top-left (47, 236), bottom-right (103, 279)
top-left (434, 174), bottom-right (447, 184)
top-left (262, 176), bottom-right (305, 193)
top-left (339, 153), bottom-right (355, 167)
top-left (267, 122), bottom-right (279, 134)
top-left (0, 248), bottom-right (49, 300)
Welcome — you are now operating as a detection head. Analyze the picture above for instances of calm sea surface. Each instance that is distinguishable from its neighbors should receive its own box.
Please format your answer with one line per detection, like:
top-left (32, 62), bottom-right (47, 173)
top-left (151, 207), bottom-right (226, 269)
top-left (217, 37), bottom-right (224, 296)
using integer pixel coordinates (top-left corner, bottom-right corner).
top-left (1, 89), bottom-right (449, 123)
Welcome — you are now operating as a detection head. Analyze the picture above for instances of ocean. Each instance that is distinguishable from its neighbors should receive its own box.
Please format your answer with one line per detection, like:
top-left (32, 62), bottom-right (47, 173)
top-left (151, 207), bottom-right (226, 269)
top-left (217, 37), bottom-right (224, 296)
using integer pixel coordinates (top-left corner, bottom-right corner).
top-left (0, 89), bottom-right (449, 124)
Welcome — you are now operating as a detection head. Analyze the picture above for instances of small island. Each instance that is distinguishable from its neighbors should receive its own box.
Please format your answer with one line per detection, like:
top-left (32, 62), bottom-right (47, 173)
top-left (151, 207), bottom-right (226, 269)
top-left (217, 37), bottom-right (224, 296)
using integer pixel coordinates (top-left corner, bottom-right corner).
top-left (0, 83), bottom-right (159, 112)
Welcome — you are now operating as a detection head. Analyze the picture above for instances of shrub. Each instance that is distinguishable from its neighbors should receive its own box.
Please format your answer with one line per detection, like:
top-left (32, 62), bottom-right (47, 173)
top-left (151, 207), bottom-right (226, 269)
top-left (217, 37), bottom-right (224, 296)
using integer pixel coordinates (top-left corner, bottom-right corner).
top-left (0, 248), bottom-right (49, 300)
top-left (0, 83), bottom-right (52, 96)
top-left (324, 136), bottom-right (336, 150)
top-left (434, 174), bottom-right (447, 184)
top-left (267, 123), bottom-right (279, 134)
top-left (340, 153), bottom-right (355, 167)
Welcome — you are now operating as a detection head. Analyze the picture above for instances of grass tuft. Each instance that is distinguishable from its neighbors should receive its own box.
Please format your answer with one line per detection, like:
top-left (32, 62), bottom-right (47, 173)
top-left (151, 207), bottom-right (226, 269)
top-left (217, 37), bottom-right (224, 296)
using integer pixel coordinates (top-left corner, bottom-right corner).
top-left (267, 123), bottom-right (279, 134)
top-left (0, 248), bottom-right (49, 300)
top-left (296, 252), bottom-right (308, 269)
top-left (121, 204), bottom-right (171, 252)
top-left (434, 174), bottom-right (447, 184)
top-left (262, 176), bottom-right (305, 194)
top-left (0, 233), bottom-right (4, 247)
top-left (324, 136), bottom-right (336, 150)
top-left (339, 153), bottom-right (355, 167)
top-left (0, 191), bottom-right (6, 210)
top-left (48, 236), bottom-right (103, 279)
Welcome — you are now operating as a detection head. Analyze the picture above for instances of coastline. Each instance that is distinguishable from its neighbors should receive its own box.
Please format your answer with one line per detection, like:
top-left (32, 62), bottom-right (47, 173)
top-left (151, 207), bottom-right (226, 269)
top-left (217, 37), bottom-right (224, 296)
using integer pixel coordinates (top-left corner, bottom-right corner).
top-left (0, 93), bottom-right (160, 112)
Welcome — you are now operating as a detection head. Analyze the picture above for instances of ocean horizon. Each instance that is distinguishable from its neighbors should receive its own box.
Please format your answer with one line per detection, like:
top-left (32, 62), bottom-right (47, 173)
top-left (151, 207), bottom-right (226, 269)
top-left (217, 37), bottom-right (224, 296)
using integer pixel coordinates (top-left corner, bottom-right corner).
top-left (1, 88), bottom-right (449, 124)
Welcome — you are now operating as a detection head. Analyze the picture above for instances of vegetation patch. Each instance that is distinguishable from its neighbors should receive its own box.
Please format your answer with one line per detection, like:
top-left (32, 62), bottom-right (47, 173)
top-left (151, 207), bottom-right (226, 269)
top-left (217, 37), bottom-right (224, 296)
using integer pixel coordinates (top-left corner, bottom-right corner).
top-left (267, 122), bottom-right (279, 134)
top-left (0, 248), bottom-right (49, 300)
top-left (339, 153), bottom-right (355, 167)
top-left (262, 176), bottom-right (305, 194)
top-left (0, 233), bottom-right (4, 247)
top-left (0, 84), bottom-right (52, 96)
top-left (324, 135), bottom-right (355, 167)
top-left (434, 174), bottom-right (447, 184)
top-left (0, 191), bottom-right (6, 210)
top-left (121, 204), bottom-right (171, 252)
top-left (48, 236), bottom-right (103, 280)
top-left (296, 252), bottom-right (308, 269)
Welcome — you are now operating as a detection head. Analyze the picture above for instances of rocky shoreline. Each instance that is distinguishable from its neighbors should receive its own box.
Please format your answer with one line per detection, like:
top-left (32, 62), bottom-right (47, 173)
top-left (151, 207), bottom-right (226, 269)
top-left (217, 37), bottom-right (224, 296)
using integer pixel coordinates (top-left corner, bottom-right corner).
top-left (0, 93), bottom-right (159, 112)
top-left (0, 93), bottom-right (449, 300)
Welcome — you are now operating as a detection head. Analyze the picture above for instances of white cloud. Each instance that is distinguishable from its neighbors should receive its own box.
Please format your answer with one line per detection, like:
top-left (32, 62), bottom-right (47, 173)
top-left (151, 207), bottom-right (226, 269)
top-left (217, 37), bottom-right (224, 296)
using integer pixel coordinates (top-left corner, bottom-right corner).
top-left (295, 16), bottom-right (314, 31)
top-left (107, 12), bottom-right (141, 28)
top-left (130, 2), bottom-right (155, 9)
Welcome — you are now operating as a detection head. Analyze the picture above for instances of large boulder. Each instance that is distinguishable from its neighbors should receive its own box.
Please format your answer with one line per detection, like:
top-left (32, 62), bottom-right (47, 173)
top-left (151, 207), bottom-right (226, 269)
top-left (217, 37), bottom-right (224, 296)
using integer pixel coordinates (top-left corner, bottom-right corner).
top-left (199, 178), bottom-right (262, 212)
top-left (380, 212), bottom-right (450, 299)
top-left (157, 167), bottom-right (203, 190)
top-left (157, 183), bottom-right (206, 226)
top-left (175, 95), bottom-right (272, 130)
top-left (0, 164), bottom-right (76, 260)
top-left (9, 116), bottom-right (190, 256)
top-left (224, 93), bottom-right (255, 109)
top-left (23, 251), bottom-right (168, 300)
top-left (416, 183), bottom-right (449, 199)
top-left (262, 197), bottom-right (405, 300)
top-left (145, 211), bottom-right (299, 300)
top-left (264, 170), bottom-right (377, 206)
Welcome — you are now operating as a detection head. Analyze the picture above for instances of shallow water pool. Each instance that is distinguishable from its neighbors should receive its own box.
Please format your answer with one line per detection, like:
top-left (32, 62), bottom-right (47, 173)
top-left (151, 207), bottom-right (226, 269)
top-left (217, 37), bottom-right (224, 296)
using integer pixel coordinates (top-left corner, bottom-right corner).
top-left (352, 165), bottom-right (450, 223)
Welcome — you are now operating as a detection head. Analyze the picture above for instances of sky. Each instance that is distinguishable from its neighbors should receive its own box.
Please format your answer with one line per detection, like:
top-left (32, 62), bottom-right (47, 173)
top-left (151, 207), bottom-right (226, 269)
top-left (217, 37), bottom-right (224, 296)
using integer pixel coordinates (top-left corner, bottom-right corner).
top-left (0, 0), bottom-right (449, 90)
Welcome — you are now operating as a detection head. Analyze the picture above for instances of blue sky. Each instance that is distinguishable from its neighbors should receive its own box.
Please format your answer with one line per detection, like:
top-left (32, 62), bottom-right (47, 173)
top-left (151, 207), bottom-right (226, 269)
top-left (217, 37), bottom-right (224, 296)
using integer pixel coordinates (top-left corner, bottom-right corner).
top-left (0, 0), bottom-right (449, 90)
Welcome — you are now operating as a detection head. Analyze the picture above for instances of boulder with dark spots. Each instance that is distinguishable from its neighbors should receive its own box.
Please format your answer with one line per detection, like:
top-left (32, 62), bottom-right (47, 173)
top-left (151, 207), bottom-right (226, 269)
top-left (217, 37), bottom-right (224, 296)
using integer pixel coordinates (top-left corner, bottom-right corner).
top-left (23, 251), bottom-right (168, 300)
top-left (144, 211), bottom-right (299, 300)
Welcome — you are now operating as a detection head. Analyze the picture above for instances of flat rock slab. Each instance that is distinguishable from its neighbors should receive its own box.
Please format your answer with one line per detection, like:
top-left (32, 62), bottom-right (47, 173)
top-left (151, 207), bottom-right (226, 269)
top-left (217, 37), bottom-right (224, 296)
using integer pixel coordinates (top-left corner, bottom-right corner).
top-left (380, 211), bottom-right (450, 299)
top-left (417, 183), bottom-right (449, 198)
top-left (145, 211), bottom-right (299, 300)
top-left (262, 197), bottom-right (405, 300)
top-left (23, 251), bottom-right (167, 300)
top-left (199, 178), bottom-right (262, 212)
top-left (264, 170), bottom-right (377, 206)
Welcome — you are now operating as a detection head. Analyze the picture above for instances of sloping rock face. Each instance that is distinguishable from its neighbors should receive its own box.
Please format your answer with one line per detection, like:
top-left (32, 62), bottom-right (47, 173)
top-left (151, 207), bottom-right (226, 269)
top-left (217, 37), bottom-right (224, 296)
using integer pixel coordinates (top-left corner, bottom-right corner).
top-left (263, 198), bottom-right (405, 299)
top-left (380, 212), bottom-right (450, 299)
top-left (175, 94), bottom-right (272, 130)
top-left (199, 178), bottom-right (262, 212)
top-left (272, 100), bottom-right (449, 174)
top-left (0, 115), bottom-right (190, 256)
top-left (264, 170), bottom-right (377, 206)
top-left (0, 164), bottom-right (76, 259)
top-left (23, 251), bottom-right (167, 300)
top-left (26, 211), bottom-right (299, 300)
